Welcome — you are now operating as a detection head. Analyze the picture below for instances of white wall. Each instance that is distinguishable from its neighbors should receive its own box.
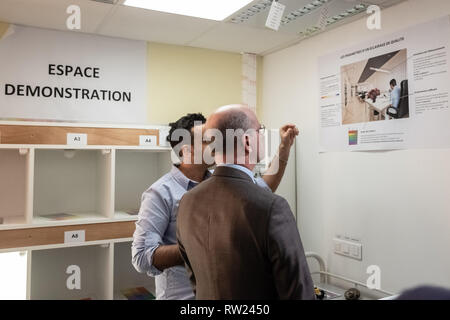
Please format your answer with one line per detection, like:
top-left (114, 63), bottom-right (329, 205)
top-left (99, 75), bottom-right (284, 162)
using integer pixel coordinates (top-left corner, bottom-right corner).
top-left (260, 0), bottom-right (450, 294)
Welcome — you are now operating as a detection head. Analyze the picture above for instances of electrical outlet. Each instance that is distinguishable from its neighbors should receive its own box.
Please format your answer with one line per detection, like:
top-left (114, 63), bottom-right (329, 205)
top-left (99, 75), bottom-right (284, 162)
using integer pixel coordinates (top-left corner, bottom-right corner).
top-left (333, 238), bottom-right (362, 261)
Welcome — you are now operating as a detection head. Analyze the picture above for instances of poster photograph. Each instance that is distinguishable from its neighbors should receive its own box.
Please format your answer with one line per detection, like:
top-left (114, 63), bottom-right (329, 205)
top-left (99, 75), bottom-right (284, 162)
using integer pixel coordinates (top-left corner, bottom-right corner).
top-left (341, 49), bottom-right (408, 125)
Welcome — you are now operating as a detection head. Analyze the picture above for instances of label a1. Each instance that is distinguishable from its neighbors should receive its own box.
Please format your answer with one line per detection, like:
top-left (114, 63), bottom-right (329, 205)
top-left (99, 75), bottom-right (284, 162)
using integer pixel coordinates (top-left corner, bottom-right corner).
top-left (67, 133), bottom-right (87, 145)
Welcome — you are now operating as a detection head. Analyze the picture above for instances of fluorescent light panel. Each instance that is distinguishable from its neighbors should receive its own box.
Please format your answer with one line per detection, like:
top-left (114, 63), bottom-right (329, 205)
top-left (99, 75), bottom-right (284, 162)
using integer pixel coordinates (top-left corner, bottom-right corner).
top-left (282, 0), bottom-right (330, 25)
top-left (299, 3), bottom-right (368, 37)
top-left (123, 0), bottom-right (254, 21)
top-left (370, 67), bottom-right (391, 73)
top-left (231, 0), bottom-right (272, 24)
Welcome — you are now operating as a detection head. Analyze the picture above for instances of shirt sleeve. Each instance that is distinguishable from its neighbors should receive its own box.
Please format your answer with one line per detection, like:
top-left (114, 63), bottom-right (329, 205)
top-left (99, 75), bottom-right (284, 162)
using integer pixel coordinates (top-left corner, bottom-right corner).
top-left (131, 186), bottom-right (172, 277)
top-left (392, 87), bottom-right (401, 108)
top-left (255, 176), bottom-right (272, 192)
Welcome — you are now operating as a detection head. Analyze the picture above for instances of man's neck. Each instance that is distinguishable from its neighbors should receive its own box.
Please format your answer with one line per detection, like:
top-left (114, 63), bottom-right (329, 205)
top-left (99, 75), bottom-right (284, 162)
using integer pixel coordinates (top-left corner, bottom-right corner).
top-left (215, 156), bottom-right (255, 172)
top-left (178, 163), bottom-right (207, 183)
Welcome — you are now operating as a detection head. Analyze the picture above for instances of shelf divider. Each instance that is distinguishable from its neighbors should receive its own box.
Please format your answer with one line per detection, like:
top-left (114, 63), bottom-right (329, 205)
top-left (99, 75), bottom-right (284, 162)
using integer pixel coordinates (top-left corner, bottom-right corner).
top-left (25, 148), bottom-right (34, 225)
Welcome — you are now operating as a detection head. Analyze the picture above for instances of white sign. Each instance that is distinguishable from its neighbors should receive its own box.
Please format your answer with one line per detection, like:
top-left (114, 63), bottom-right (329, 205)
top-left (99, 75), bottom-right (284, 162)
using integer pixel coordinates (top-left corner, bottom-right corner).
top-left (67, 133), bottom-right (87, 145)
top-left (139, 135), bottom-right (157, 146)
top-left (265, 1), bottom-right (285, 31)
top-left (64, 230), bottom-right (85, 243)
top-left (0, 25), bottom-right (147, 123)
top-left (318, 16), bottom-right (450, 152)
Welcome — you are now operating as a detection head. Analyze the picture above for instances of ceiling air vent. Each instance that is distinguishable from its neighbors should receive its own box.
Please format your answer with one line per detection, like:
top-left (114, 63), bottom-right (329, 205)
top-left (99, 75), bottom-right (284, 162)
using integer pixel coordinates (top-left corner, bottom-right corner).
top-left (227, 0), bottom-right (405, 41)
top-left (90, 0), bottom-right (118, 5)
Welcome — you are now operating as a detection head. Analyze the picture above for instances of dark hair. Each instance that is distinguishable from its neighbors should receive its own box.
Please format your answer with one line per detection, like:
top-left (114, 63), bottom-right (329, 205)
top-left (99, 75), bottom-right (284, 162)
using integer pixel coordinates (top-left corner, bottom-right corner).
top-left (390, 79), bottom-right (397, 86)
top-left (167, 113), bottom-right (206, 149)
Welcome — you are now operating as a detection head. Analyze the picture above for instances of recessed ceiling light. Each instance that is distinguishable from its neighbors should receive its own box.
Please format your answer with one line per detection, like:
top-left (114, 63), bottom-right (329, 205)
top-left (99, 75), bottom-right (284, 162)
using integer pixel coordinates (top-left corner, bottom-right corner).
top-left (123, 0), bottom-right (254, 21)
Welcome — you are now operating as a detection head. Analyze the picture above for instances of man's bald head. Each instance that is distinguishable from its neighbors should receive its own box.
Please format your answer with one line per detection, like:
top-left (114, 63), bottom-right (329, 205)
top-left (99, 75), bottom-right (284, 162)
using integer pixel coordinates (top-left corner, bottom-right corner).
top-left (205, 104), bottom-right (263, 166)
top-left (206, 104), bottom-right (259, 136)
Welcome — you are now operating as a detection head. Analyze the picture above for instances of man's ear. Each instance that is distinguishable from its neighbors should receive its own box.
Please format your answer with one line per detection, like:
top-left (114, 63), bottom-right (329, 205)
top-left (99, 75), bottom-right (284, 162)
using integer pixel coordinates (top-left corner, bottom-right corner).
top-left (243, 134), bottom-right (252, 153)
top-left (181, 144), bottom-right (192, 163)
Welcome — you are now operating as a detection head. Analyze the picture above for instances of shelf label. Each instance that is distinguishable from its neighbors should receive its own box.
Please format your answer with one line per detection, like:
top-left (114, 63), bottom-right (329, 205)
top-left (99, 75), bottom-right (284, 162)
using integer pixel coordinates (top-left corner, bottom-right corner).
top-left (64, 230), bottom-right (85, 243)
top-left (67, 133), bottom-right (87, 145)
top-left (139, 135), bottom-right (157, 146)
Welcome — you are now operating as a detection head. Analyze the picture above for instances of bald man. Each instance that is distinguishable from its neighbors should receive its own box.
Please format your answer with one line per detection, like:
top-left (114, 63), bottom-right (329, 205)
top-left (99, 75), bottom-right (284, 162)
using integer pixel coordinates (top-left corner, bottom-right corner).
top-left (176, 105), bottom-right (315, 300)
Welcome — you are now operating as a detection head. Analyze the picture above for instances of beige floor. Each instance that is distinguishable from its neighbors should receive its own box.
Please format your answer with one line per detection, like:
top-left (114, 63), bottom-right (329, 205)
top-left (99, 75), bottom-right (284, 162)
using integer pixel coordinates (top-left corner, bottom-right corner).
top-left (342, 97), bottom-right (368, 125)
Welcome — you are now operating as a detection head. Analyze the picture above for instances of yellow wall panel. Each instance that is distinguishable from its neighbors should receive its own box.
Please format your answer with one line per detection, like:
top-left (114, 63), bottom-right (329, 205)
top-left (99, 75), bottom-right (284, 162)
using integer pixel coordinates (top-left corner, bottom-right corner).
top-left (147, 42), bottom-right (242, 125)
top-left (0, 22), bottom-right (9, 38)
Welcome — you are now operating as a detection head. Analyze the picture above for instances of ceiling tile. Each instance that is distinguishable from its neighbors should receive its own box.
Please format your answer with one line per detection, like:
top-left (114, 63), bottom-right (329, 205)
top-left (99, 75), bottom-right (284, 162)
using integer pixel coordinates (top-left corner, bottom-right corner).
top-left (0, 0), bottom-right (114, 33)
top-left (96, 4), bottom-right (218, 45)
top-left (188, 22), bottom-right (299, 54)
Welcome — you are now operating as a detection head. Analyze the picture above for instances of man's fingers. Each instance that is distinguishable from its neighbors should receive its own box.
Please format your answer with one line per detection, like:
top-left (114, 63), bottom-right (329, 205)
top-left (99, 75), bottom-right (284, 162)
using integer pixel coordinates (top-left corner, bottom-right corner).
top-left (287, 129), bottom-right (293, 139)
top-left (281, 124), bottom-right (295, 131)
top-left (280, 124), bottom-right (299, 145)
top-left (286, 126), bottom-right (299, 137)
top-left (290, 129), bottom-right (296, 141)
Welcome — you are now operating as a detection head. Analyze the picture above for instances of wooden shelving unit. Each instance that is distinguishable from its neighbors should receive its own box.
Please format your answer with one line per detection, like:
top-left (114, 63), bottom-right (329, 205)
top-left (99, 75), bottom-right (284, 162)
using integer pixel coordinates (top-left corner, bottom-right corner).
top-left (0, 121), bottom-right (171, 300)
top-left (114, 149), bottom-right (171, 221)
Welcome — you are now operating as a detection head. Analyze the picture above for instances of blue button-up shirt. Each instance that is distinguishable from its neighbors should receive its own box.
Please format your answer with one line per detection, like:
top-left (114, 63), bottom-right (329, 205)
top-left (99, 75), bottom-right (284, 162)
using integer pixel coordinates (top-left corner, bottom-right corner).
top-left (132, 165), bottom-right (270, 300)
top-left (390, 85), bottom-right (401, 109)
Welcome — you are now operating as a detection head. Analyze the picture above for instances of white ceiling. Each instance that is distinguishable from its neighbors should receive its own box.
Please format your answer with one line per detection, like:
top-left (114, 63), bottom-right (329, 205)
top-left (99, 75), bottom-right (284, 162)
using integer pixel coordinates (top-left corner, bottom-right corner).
top-left (0, 0), bottom-right (407, 55)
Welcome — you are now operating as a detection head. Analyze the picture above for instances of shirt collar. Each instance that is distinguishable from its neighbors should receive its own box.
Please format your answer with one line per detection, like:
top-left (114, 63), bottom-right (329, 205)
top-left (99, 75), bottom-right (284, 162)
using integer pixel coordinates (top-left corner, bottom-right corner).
top-left (216, 164), bottom-right (256, 183)
top-left (170, 165), bottom-right (211, 191)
